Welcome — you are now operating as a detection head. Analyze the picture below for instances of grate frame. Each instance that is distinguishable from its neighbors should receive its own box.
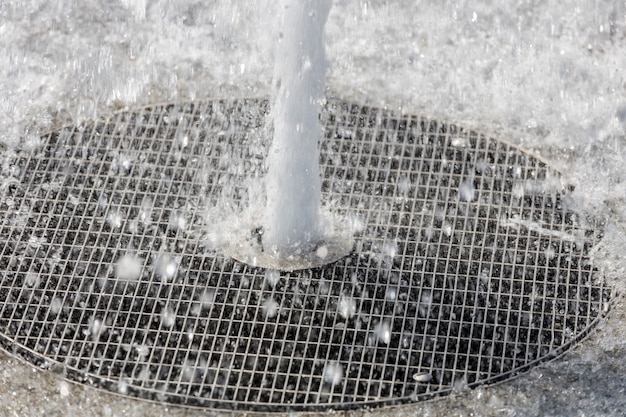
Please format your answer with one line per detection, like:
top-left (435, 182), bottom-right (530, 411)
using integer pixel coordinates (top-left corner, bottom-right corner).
top-left (0, 98), bottom-right (613, 412)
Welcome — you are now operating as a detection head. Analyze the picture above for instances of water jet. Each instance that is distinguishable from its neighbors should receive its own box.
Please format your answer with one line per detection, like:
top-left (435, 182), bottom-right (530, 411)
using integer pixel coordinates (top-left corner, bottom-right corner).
top-left (229, 0), bottom-right (353, 272)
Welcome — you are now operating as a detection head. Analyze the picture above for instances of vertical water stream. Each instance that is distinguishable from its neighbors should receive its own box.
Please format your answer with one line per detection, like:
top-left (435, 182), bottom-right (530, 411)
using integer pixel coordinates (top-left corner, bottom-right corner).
top-left (263, 0), bottom-right (332, 255)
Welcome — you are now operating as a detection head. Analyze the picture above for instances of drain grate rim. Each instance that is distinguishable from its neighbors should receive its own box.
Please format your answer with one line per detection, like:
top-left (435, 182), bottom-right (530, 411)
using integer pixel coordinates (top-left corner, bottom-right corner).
top-left (0, 97), bottom-right (613, 412)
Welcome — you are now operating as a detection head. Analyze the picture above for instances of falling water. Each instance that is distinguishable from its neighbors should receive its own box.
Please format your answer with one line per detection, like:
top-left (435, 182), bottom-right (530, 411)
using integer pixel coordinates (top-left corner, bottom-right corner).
top-left (263, 0), bottom-right (332, 255)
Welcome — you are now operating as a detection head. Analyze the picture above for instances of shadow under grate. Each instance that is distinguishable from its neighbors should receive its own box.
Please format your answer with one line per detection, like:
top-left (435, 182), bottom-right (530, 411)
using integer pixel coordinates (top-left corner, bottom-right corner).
top-left (0, 98), bottom-right (613, 412)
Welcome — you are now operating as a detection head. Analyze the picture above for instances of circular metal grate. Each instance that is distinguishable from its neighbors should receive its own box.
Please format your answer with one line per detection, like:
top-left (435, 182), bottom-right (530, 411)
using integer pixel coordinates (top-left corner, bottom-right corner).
top-left (0, 98), bottom-right (613, 412)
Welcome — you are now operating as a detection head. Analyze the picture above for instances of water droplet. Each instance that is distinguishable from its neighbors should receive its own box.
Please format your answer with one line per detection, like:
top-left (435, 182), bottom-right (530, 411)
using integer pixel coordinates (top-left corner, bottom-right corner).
top-left (86, 316), bottom-right (104, 338)
top-left (198, 288), bottom-right (216, 308)
top-left (24, 271), bottom-right (40, 288)
top-left (107, 211), bottom-right (123, 229)
top-left (459, 180), bottom-right (475, 202)
top-left (49, 297), bottom-right (63, 315)
top-left (139, 197), bottom-right (153, 225)
top-left (134, 344), bottom-right (150, 359)
top-left (373, 321), bottom-right (391, 344)
top-left (512, 182), bottom-right (525, 199)
top-left (451, 136), bottom-right (469, 147)
top-left (383, 240), bottom-right (397, 257)
top-left (397, 175), bottom-right (411, 194)
top-left (337, 295), bottom-right (357, 319)
top-left (323, 361), bottom-right (343, 386)
top-left (262, 298), bottom-right (279, 318)
top-left (442, 221), bottom-right (452, 236)
top-left (154, 254), bottom-right (177, 281)
top-left (118, 379), bottom-right (129, 395)
top-left (419, 290), bottom-right (433, 317)
top-left (412, 372), bottom-right (433, 383)
top-left (453, 376), bottom-right (469, 393)
top-left (265, 269), bottom-right (280, 288)
top-left (160, 306), bottom-right (176, 328)
top-left (58, 380), bottom-right (70, 397)
top-left (168, 211), bottom-right (187, 231)
top-left (316, 245), bottom-right (328, 259)
top-left (115, 254), bottom-right (143, 281)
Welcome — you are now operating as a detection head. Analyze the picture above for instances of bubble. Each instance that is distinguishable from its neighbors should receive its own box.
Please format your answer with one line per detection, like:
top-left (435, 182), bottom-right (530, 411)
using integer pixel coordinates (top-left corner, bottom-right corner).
top-left (262, 298), bottom-right (279, 318)
top-left (119, 154), bottom-right (132, 172)
top-left (115, 254), bottom-right (143, 281)
top-left (174, 129), bottom-right (189, 149)
top-left (323, 361), bottom-right (344, 386)
top-left (347, 213), bottom-right (365, 234)
top-left (337, 294), bottom-right (357, 319)
top-left (385, 287), bottom-right (397, 301)
top-left (423, 225), bottom-right (435, 240)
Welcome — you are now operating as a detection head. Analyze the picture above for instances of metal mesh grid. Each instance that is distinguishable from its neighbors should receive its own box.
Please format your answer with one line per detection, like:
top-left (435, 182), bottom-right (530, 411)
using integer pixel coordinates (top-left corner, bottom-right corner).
top-left (0, 98), bottom-right (612, 412)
